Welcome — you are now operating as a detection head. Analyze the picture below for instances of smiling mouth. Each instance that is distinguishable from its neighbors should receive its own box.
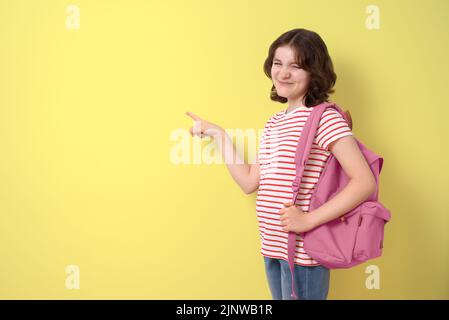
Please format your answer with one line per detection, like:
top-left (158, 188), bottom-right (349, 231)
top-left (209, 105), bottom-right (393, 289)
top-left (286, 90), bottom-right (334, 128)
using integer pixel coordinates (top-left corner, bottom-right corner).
top-left (278, 81), bottom-right (293, 85)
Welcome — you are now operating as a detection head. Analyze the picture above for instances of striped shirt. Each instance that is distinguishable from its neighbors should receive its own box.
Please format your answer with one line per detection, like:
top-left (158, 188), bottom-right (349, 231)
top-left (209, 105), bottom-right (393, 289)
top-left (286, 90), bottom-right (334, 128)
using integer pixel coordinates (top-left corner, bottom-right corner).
top-left (256, 105), bottom-right (353, 266)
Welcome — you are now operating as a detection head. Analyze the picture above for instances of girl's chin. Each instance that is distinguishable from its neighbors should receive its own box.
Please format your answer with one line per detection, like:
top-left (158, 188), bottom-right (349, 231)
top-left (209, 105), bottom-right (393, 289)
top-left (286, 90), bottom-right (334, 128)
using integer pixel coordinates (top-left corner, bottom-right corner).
top-left (276, 90), bottom-right (292, 98)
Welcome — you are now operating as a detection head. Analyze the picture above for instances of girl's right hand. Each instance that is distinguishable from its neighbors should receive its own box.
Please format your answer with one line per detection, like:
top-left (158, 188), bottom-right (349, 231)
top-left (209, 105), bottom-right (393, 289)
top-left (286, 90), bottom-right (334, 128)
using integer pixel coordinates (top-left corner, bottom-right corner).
top-left (185, 111), bottom-right (223, 139)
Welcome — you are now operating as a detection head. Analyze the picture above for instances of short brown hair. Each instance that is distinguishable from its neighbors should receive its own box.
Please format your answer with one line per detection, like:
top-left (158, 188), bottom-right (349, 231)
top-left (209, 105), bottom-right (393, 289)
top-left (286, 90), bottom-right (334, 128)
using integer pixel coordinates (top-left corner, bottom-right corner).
top-left (263, 28), bottom-right (337, 107)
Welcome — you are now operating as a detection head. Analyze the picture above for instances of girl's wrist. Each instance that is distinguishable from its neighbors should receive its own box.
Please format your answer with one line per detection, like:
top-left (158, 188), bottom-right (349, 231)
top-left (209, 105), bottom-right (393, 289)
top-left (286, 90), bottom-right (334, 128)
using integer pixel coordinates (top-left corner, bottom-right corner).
top-left (306, 211), bottom-right (321, 230)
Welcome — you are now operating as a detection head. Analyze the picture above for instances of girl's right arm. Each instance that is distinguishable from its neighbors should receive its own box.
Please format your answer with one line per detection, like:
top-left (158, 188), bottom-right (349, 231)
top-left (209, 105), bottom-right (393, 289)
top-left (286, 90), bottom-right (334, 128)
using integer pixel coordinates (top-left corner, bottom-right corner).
top-left (186, 111), bottom-right (260, 195)
top-left (214, 130), bottom-right (260, 195)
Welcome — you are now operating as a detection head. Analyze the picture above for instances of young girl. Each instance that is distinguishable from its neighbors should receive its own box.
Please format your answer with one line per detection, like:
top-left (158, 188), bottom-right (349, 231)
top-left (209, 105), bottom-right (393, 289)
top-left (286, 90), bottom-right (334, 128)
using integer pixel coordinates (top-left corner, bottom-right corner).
top-left (186, 28), bottom-right (376, 300)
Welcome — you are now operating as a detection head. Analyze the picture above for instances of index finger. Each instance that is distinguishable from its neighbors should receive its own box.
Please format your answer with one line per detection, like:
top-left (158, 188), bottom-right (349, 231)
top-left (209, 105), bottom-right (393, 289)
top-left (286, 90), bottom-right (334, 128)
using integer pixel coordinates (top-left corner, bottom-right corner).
top-left (185, 111), bottom-right (202, 122)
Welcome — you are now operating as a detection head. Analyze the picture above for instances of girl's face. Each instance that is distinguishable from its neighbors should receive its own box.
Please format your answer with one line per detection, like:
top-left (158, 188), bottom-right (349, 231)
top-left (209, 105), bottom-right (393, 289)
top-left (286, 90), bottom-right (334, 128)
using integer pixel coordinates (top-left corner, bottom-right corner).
top-left (271, 45), bottom-right (311, 106)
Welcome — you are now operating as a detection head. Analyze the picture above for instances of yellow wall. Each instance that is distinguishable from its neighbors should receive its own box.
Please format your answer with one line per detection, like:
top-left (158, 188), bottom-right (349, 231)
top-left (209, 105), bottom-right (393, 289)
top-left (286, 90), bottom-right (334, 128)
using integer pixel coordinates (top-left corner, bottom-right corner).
top-left (0, 0), bottom-right (448, 299)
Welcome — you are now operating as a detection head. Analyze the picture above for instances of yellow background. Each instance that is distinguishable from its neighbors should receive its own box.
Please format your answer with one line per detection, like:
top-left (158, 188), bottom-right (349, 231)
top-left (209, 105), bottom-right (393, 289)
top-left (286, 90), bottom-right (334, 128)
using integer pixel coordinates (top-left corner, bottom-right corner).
top-left (0, 0), bottom-right (448, 299)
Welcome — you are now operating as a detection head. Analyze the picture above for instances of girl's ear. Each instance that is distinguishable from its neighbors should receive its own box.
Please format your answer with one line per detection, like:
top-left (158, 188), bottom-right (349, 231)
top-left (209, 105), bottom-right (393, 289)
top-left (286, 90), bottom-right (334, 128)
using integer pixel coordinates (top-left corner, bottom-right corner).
top-left (344, 110), bottom-right (353, 130)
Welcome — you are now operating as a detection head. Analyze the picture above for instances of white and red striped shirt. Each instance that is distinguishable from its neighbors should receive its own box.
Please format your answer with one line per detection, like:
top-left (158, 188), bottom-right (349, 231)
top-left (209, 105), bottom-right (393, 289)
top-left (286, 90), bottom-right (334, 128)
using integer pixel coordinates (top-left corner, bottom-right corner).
top-left (256, 105), bottom-right (353, 266)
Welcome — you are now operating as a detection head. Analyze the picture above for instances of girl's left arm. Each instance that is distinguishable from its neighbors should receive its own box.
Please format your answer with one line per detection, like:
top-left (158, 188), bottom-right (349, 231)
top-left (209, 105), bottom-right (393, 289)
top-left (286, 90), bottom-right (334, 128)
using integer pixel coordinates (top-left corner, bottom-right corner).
top-left (307, 135), bottom-right (377, 229)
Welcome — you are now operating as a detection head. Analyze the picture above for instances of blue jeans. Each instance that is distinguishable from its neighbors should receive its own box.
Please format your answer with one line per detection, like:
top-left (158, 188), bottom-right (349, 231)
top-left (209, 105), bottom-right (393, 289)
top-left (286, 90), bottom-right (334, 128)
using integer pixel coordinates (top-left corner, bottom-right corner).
top-left (263, 256), bottom-right (330, 300)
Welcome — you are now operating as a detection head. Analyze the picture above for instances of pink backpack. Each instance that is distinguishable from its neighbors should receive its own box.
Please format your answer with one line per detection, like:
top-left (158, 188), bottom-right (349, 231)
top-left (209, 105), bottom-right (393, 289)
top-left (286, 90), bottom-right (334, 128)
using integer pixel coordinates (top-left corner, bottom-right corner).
top-left (287, 101), bottom-right (391, 299)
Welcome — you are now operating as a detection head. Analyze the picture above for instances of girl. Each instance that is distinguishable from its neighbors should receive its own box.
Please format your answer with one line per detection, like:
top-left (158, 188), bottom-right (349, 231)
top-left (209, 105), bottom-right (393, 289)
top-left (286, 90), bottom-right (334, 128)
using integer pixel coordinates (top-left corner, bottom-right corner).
top-left (186, 28), bottom-right (376, 300)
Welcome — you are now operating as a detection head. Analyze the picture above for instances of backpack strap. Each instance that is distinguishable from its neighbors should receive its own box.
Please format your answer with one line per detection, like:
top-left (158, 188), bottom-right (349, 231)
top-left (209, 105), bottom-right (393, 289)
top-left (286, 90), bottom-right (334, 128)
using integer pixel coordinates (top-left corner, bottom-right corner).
top-left (287, 101), bottom-right (345, 299)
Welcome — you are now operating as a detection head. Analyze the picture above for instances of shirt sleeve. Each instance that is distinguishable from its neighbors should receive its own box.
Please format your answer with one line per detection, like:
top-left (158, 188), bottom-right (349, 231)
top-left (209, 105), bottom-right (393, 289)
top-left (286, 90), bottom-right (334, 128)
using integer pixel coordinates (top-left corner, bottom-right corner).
top-left (314, 108), bottom-right (353, 152)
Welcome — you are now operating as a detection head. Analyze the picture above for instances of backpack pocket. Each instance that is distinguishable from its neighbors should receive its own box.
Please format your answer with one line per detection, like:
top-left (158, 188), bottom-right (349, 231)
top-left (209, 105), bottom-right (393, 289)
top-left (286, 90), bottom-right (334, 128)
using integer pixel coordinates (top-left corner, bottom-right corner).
top-left (353, 201), bottom-right (389, 261)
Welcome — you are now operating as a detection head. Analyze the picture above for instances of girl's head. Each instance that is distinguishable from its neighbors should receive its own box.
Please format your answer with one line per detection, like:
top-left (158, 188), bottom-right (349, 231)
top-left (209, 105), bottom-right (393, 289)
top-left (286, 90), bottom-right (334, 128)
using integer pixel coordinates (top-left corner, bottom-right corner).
top-left (263, 28), bottom-right (337, 107)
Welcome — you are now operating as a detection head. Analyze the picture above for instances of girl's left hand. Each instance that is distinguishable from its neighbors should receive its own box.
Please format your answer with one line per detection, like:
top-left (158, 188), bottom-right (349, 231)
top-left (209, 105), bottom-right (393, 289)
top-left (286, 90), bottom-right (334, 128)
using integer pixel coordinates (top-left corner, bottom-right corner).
top-left (279, 201), bottom-right (316, 233)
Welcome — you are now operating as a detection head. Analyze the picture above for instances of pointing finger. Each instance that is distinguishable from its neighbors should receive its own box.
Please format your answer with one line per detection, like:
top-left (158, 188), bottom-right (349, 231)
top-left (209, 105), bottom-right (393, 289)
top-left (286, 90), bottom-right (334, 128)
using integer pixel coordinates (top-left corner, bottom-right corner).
top-left (185, 111), bottom-right (202, 122)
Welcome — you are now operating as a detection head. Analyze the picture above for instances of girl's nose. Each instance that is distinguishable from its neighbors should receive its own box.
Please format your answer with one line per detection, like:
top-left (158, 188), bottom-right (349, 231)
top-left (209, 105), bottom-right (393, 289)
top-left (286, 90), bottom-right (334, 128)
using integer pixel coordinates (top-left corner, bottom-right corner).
top-left (279, 69), bottom-right (290, 79)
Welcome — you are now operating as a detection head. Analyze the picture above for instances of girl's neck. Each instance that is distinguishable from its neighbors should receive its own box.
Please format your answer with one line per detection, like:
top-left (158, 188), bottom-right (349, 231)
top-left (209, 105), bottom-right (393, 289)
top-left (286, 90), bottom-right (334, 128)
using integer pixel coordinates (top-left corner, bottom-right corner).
top-left (285, 103), bottom-right (307, 114)
top-left (286, 96), bottom-right (307, 114)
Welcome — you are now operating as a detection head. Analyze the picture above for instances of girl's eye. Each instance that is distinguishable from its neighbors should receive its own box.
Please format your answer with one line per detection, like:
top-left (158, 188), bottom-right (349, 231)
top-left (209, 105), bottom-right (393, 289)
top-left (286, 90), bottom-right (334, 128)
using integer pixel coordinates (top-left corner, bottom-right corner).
top-left (273, 62), bottom-right (300, 69)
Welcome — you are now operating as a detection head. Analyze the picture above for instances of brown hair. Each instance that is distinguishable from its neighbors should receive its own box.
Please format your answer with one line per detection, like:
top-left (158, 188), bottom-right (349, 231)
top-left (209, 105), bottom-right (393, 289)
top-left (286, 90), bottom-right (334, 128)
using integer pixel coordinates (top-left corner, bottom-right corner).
top-left (263, 28), bottom-right (337, 107)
